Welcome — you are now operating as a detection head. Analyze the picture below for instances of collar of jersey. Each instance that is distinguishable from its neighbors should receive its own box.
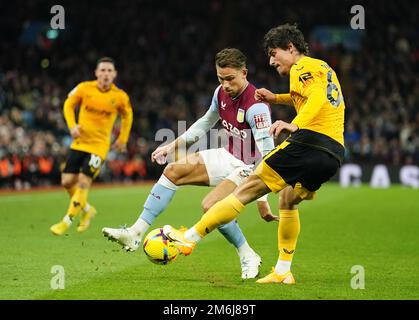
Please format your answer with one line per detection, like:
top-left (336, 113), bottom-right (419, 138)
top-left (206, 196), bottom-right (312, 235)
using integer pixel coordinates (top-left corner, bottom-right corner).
top-left (95, 81), bottom-right (114, 93)
top-left (292, 55), bottom-right (309, 71)
top-left (231, 82), bottom-right (249, 101)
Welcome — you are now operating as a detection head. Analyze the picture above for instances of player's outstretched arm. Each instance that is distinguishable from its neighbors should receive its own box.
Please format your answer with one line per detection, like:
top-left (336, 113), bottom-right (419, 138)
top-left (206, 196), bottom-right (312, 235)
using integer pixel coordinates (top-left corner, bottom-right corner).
top-left (255, 88), bottom-right (276, 103)
top-left (255, 88), bottom-right (293, 106)
top-left (269, 120), bottom-right (299, 137)
top-left (113, 93), bottom-right (133, 153)
top-left (151, 138), bottom-right (184, 165)
top-left (63, 85), bottom-right (83, 135)
top-left (257, 198), bottom-right (279, 222)
top-left (152, 107), bottom-right (219, 165)
top-left (112, 141), bottom-right (127, 152)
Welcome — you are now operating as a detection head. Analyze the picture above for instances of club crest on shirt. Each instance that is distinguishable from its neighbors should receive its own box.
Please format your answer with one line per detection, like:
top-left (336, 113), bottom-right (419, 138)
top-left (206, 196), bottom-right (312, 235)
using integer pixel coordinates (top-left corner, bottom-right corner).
top-left (237, 108), bottom-right (245, 123)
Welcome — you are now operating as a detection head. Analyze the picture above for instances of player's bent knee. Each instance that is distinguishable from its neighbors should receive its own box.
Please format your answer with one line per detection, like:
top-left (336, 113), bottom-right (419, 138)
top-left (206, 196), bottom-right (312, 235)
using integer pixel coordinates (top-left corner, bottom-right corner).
top-left (163, 163), bottom-right (182, 185)
top-left (61, 175), bottom-right (76, 189)
top-left (280, 187), bottom-right (303, 210)
top-left (77, 174), bottom-right (92, 189)
top-left (234, 174), bottom-right (269, 205)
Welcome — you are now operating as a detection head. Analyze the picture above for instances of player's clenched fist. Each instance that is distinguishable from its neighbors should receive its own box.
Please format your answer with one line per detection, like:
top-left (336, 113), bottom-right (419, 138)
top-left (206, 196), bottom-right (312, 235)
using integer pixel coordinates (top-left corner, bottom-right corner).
top-left (254, 88), bottom-right (276, 104)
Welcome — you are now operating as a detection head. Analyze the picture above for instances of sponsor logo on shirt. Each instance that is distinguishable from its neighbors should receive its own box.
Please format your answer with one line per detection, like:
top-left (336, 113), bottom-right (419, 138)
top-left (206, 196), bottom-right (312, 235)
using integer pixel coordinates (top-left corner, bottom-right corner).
top-left (254, 113), bottom-right (270, 129)
top-left (221, 120), bottom-right (248, 139)
top-left (85, 105), bottom-right (112, 117)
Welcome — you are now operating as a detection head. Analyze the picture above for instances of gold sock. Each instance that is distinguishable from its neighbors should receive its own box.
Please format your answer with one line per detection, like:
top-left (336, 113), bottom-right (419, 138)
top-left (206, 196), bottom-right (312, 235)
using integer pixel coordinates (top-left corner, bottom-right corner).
top-left (194, 194), bottom-right (244, 237)
top-left (67, 186), bottom-right (90, 211)
top-left (66, 185), bottom-right (77, 198)
top-left (66, 188), bottom-right (88, 218)
top-left (278, 209), bottom-right (300, 262)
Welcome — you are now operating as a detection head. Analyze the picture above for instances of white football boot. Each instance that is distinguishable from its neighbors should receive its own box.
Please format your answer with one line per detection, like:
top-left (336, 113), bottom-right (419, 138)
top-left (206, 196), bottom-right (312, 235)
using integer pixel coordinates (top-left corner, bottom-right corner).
top-left (240, 253), bottom-right (262, 279)
top-left (102, 227), bottom-right (142, 252)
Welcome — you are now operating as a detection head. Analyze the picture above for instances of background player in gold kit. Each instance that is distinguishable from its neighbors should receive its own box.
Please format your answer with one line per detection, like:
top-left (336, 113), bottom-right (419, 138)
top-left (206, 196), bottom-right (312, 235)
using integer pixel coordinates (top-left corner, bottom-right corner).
top-left (50, 57), bottom-right (133, 235)
top-left (162, 24), bottom-right (345, 284)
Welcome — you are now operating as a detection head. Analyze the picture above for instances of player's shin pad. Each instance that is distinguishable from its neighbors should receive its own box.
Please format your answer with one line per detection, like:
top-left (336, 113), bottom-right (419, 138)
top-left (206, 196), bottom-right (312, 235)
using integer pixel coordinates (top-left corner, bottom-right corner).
top-left (194, 194), bottom-right (244, 237)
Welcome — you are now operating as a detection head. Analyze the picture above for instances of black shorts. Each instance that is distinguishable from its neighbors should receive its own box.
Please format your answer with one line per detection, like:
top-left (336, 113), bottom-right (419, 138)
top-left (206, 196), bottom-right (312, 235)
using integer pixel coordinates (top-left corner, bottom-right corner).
top-left (63, 149), bottom-right (103, 179)
top-left (262, 142), bottom-right (340, 192)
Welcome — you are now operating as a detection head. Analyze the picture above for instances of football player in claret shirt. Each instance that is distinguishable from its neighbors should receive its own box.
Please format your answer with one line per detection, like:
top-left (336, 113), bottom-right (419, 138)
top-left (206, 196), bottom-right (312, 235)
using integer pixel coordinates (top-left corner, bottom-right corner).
top-left (50, 57), bottom-right (133, 235)
top-left (103, 48), bottom-right (276, 279)
top-left (163, 24), bottom-right (345, 284)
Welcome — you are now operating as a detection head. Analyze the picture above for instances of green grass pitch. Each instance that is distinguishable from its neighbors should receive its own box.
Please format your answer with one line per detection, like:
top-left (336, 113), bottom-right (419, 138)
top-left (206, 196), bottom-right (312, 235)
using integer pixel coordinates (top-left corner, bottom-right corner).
top-left (0, 183), bottom-right (418, 300)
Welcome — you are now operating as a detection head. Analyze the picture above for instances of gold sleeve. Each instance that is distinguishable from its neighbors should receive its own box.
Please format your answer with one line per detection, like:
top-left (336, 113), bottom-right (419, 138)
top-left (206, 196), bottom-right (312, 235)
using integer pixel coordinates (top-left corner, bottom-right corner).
top-left (116, 93), bottom-right (133, 144)
top-left (292, 82), bottom-right (328, 129)
top-left (274, 93), bottom-right (293, 105)
top-left (63, 84), bottom-right (84, 130)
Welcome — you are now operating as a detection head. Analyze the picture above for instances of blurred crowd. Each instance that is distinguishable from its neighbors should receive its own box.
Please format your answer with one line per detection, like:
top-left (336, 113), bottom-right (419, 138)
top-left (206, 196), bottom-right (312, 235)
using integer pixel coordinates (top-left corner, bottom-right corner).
top-left (0, 0), bottom-right (418, 189)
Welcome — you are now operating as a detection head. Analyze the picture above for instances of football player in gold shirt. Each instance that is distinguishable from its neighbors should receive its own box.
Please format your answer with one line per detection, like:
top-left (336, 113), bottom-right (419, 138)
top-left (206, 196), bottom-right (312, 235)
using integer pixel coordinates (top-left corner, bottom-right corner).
top-left (50, 57), bottom-right (133, 235)
top-left (162, 24), bottom-right (345, 284)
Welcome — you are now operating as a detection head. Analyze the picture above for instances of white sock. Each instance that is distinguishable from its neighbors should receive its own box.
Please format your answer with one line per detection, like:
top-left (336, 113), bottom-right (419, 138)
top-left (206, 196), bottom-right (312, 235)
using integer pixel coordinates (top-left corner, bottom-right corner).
top-left (63, 215), bottom-right (72, 226)
top-left (82, 203), bottom-right (91, 212)
top-left (275, 260), bottom-right (292, 274)
top-left (158, 174), bottom-right (179, 190)
top-left (237, 241), bottom-right (255, 259)
top-left (129, 217), bottom-right (150, 236)
top-left (184, 227), bottom-right (202, 243)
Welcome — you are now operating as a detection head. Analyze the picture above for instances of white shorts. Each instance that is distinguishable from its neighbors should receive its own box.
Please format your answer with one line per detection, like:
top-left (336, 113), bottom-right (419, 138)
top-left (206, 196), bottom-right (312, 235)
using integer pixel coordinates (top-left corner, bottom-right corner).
top-left (198, 148), bottom-right (254, 187)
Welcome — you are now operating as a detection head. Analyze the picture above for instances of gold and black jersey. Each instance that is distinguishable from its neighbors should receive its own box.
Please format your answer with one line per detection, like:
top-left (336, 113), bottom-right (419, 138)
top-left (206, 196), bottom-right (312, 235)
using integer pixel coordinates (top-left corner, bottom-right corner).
top-left (278, 56), bottom-right (345, 162)
top-left (63, 80), bottom-right (133, 159)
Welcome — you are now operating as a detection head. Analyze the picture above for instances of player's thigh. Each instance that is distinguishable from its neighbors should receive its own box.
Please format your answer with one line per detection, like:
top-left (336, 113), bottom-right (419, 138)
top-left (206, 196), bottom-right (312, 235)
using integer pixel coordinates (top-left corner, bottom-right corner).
top-left (80, 153), bottom-right (103, 182)
top-left (63, 149), bottom-right (85, 175)
top-left (233, 173), bottom-right (271, 205)
top-left (264, 143), bottom-right (336, 204)
top-left (253, 142), bottom-right (290, 194)
top-left (163, 152), bottom-right (209, 186)
top-left (201, 179), bottom-right (237, 212)
top-left (199, 148), bottom-right (245, 186)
